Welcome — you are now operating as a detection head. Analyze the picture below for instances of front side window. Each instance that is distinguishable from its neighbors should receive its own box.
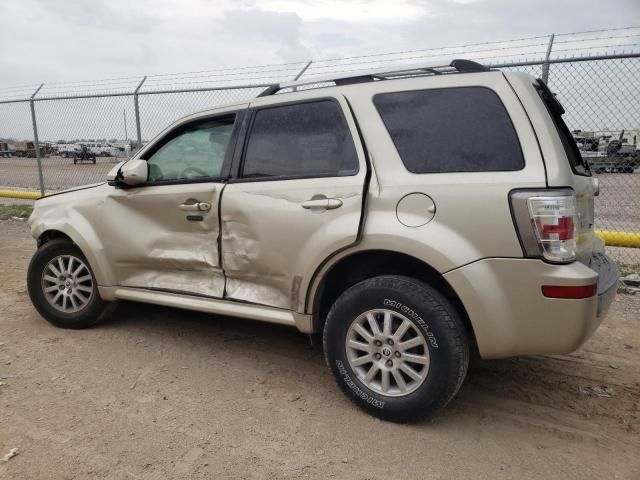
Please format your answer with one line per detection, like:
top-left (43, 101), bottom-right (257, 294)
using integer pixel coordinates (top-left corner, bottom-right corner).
top-left (146, 115), bottom-right (235, 183)
top-left (374, 87), bottom-right (524, 173)
top-left (241, 100), bottom-right (359, 178)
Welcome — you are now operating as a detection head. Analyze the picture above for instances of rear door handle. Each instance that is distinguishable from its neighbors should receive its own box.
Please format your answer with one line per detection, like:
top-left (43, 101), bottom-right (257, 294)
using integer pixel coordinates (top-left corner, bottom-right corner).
top-left (179, 201), bottom-right (211, 212)
top-left (301, 198), bottom-right (343, 210)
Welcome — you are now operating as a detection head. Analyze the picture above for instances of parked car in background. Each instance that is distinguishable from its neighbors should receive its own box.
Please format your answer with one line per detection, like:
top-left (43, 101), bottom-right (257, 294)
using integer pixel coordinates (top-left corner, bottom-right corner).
top-left (26, 60), bottom-right (618, 422)
top-left (79, 142), bottom-right (120, 157)
top-left (56, 144), bottom-right (81, 158)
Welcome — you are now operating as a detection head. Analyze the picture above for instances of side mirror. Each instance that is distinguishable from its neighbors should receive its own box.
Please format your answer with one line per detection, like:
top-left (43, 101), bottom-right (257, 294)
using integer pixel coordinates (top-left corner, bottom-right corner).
top-left (120, 159), bottom-right (148, 186)
top-left (106, 161), bottom-right (126, 182)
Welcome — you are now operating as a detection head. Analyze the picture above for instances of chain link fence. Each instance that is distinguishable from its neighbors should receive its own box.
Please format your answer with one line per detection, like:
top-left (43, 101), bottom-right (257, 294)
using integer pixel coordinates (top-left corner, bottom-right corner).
top-left (1, 29), bottom-right (639, 266)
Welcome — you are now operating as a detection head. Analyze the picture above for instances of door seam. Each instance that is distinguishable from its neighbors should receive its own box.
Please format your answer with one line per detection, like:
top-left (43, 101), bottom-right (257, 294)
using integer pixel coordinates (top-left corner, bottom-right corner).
top-left (218, 183), bottom-right (228, 298)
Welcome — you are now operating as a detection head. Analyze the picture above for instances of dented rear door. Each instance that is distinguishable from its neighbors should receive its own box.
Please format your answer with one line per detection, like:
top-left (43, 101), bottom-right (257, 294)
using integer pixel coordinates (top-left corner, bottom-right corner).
top-left (220, 96), bottom-right (367, 311)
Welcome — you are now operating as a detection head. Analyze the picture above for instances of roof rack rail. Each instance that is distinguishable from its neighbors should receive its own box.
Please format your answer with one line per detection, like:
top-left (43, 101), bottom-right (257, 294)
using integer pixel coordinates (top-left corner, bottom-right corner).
top-left (449, 59), bottom-right (489, 72)
top-left (257, 58), bottom-right (490, 97)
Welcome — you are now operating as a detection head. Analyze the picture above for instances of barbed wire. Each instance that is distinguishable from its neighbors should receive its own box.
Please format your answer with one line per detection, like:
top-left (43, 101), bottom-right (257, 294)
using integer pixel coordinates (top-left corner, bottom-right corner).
top-left (1, 26), bottom-right (639, 100)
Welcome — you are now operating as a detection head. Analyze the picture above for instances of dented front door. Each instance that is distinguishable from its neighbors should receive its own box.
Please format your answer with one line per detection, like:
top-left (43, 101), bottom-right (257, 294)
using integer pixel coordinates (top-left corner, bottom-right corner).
top-left (221, 96), bottom-right (367, 311)
top-left (101, 182), bottom-right (225, 297)
top-left (97, 110), bottom-right (243, 297)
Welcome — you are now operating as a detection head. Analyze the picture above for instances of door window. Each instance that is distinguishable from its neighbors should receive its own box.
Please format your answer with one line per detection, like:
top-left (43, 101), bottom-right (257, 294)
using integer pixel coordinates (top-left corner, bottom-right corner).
top-left (146, 115), bottom-right (235, 183)
top-left (242, 100), bottom-right (359, 179)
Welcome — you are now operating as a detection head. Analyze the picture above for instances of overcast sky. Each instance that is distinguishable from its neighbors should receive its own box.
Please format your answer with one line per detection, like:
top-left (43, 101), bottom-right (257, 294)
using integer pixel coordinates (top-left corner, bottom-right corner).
top-left (1, 0), bottom-right (639, 87)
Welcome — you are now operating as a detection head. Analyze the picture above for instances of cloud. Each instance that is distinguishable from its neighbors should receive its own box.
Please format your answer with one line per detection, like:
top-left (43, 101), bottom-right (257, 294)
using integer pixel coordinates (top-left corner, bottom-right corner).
top-left (221, 8), bottom-right (312, 61)
top-left (0, 0), bottom-right (638, 87)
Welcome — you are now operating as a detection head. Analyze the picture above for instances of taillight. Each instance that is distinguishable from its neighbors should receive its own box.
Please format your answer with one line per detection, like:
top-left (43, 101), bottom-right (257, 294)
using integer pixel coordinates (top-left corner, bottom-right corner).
top-left (510, 189), bottom-right (577, 263)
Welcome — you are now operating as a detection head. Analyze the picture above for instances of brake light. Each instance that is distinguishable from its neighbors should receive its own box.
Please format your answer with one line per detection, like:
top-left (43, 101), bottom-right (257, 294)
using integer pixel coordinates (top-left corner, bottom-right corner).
top-left (510, 189), bottom-right (577, 263)
top-left (541, 216), bottom-right (574, 241)
top-left (528, 195), bottom-right (577, 262)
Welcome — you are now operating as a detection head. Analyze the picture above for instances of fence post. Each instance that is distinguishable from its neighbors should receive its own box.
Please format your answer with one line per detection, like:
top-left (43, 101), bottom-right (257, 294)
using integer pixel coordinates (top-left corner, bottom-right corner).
top-left (29, 83), bottom-right (45, 196)
top-left (541, 34), bottom-right (555, 84)
top-left (292, 60), bottom-right (312, 91)
top-left (133, 76), bottom-right (147, 152)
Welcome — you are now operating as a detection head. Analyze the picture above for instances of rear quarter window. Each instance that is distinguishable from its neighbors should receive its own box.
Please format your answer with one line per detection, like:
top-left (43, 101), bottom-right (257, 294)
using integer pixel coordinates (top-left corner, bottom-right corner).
top-left (373, 87), bottom-right (524, 173)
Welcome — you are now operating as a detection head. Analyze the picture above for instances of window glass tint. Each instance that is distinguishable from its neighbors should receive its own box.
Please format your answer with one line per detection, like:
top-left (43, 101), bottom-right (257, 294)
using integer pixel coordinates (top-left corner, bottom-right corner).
top-left (242, 100), bottom-right (358, 178)
top-left (374, 87), bottom-right (524, 173)
top-left (147, 116), bottom-right (235, 183)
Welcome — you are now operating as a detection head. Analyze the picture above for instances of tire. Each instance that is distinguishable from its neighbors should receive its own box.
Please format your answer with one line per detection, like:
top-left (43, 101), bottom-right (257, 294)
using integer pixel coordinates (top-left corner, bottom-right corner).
top-left (27, 238), bottom-right (116, 329)
top-left (323, 275), bottom-right (469, 422)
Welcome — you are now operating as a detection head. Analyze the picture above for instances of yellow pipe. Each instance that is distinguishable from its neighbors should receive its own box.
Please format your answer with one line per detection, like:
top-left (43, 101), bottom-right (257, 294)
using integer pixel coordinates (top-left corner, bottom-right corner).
top-left (0, 189), bottom-right (43, 200)
top-left (596, 230), bottom-right (640, 248)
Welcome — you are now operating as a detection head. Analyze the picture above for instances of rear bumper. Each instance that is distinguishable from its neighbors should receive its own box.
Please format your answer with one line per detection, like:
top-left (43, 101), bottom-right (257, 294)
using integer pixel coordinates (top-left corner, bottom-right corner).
top-left (444, 255), bottom-right (618, 359)
top-left (588, 252), bottom-right (619, 318)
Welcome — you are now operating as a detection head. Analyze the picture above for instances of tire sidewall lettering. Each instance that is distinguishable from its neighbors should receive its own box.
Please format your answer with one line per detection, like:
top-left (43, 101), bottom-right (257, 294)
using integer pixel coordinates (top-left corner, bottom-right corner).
top-left (383, 298), bottom-right (439, 349)
top-left (336, 359), bottom-right (385, 409)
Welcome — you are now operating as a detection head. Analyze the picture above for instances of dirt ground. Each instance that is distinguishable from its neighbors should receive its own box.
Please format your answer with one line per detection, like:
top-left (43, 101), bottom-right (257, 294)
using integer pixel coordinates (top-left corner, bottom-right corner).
top-left (0, 220), bottom-right (638, 480)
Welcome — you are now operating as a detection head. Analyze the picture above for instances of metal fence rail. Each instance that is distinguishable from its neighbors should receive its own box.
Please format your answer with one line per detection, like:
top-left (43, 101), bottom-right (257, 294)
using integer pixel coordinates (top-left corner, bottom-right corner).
top-left (1, 28), bottom-right (639, 265)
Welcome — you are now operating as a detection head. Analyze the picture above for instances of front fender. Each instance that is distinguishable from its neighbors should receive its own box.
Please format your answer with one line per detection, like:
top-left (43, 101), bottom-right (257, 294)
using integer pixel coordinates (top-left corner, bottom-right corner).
top-left (29, 184), bottom-right (115, 287)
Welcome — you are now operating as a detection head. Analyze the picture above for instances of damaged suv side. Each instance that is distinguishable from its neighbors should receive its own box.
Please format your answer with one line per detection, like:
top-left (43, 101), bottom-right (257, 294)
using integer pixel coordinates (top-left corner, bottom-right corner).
top-left (27, 60), bottom-right (618, 422)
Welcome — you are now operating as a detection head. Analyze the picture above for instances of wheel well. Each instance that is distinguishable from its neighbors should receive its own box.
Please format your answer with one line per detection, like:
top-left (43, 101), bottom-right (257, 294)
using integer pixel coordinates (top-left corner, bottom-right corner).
top-left (37, 230), bottom-right (73, 248)
top-left (311, 250), bottom-right (477, 350)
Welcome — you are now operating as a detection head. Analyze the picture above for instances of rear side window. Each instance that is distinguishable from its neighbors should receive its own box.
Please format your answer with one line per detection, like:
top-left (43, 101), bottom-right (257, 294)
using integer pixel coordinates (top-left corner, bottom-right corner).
top-left (242, 100), bottom-right (359, 178)
top-left (374, 87), bottom-right (524, 173)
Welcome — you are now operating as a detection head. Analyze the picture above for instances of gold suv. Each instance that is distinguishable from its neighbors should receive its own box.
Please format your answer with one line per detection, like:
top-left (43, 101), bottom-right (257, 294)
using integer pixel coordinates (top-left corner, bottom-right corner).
top-left (27, 60), bottom-right (618, 422)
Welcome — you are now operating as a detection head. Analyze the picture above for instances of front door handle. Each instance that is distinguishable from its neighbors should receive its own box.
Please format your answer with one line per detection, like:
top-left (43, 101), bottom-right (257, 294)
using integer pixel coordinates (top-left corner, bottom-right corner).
top-left (301, 197), bottom-right (343, 210)
top-left (179, 200), bottom-right (211, 212)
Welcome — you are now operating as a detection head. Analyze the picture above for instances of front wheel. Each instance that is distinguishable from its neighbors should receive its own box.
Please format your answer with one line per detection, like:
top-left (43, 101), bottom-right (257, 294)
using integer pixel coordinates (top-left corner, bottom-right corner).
top-left (27, 238), bottom-right (116, 328)
top-left (323, 275), bottom-right (469, 422)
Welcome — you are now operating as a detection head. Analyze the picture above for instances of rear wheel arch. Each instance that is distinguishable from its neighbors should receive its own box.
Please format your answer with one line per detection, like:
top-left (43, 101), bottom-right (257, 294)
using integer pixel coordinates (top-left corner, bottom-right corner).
top-left (310, 249), bottom-right (477, 352)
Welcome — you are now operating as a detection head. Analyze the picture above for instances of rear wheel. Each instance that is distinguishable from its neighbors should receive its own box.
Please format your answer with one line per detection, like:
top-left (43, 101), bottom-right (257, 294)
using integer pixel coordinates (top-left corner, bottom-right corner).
top-left (323, 275), bottom-right (469, 422)
top-left (27, 239), bottom-right (116, 328)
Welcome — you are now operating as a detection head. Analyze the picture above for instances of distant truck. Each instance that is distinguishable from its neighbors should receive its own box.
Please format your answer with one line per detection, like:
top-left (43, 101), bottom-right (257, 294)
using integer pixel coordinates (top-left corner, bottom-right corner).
top-left (0, 141), bottom-right (15, 157)
top-left (573, 130), bottom-right (639, 174)
top-left (13, 141), bottom-right (38, 158)
top-left (586, 153), bottom-right (639, 174)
